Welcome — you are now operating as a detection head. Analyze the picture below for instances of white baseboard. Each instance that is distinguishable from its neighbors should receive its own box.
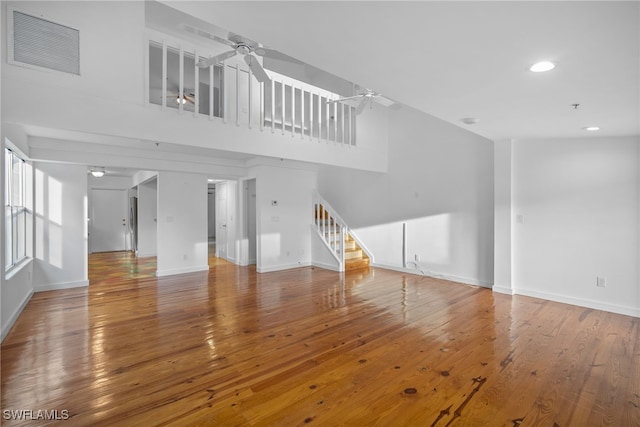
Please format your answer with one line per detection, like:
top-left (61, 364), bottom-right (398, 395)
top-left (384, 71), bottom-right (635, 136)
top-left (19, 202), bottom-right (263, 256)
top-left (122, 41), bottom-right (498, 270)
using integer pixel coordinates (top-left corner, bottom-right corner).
top-left (35, 280), bottom-right (89, 292)
top-left (372, 263), bottom-right (493, 288)
top-left (136, 252), bottom-right (156, 258)
top-left (156, 265), bottom-right (209, 277)
top-left (1, 289), bottom-right (34, 342)
top-left (312, 261), bottom-right (341, 272)
top-left (257, 262), bottom-right (311, 273)
top-left (492, 285), bottom-right (514, 295)
top-left (514, 287), bottom-right (640, 318)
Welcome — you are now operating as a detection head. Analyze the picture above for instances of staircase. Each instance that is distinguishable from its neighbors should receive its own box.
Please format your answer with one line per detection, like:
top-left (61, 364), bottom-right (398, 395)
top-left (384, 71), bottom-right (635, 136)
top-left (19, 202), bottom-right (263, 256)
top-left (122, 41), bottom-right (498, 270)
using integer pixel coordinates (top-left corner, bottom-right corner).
top-left (313, 191), bottom-right (372, 272)
top-left (342, 233), bottom-right (370, 270)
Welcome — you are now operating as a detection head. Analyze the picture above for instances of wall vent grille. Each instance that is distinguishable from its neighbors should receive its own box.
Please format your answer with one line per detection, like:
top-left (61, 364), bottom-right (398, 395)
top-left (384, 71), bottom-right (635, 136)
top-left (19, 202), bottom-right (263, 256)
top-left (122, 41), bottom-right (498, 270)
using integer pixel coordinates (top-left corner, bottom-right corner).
top-left (12, 10), bottom-right (80, 75)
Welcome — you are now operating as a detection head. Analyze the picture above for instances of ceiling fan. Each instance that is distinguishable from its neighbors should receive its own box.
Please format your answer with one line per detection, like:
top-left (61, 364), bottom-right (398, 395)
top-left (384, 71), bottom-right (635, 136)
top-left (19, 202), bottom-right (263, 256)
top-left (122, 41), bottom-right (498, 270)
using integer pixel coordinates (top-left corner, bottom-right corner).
top-left (197, 32), bottom-right (292, 84)
top-left (172, 91), bottom-right (195, 105)
top-left (326, 89), bottom-right (400, 114)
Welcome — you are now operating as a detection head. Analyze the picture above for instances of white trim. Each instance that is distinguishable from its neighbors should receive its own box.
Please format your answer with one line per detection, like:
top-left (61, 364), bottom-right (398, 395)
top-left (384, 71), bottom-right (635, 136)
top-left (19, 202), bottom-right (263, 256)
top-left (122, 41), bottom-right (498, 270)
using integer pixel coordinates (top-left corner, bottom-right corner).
top-left (136, 252), bottom-right (157, 258)
top-left (312, 261), bottom-right (341, 272)
top-left (155, 265), bottom-right (209, 277)
top-left (371, 262), bottom-right (493, 288)
top-left (514, 287), bottom-right (640, 318)
top-left (256, 262), bottom-right (311, 273)
top-left (492, 285), bottom-right (514, 295)
top-left (34, 280), bottom-right (88, 292)
top-left (1, 289), bottom-right (33, 342)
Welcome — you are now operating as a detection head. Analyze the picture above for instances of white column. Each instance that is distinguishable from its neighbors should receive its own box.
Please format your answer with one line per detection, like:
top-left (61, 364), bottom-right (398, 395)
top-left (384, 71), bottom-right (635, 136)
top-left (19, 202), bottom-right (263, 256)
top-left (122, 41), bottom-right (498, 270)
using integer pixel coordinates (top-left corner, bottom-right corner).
top-left (493, 139), bottom-right (515, 295)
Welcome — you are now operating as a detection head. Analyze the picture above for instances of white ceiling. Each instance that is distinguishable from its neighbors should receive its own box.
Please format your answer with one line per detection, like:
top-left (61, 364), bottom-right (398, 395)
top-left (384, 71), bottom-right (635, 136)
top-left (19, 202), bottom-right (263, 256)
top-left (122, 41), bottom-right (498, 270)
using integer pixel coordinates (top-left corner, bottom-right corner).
top-left (164, 1), bottom-right (640, 141)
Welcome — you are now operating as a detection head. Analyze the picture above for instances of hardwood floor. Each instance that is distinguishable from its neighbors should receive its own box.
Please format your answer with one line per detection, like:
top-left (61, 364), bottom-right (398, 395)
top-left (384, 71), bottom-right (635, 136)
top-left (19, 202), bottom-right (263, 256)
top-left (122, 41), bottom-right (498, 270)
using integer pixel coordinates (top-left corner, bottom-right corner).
top-left (1, 253), bottom-right (638, 426)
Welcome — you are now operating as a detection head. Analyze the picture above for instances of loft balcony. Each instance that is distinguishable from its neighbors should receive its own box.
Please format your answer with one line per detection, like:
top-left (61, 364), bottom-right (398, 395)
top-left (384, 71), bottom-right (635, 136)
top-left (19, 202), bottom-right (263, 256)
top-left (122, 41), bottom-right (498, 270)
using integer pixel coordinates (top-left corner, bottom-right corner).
top-left (1, 1), bottom-right (390, 173)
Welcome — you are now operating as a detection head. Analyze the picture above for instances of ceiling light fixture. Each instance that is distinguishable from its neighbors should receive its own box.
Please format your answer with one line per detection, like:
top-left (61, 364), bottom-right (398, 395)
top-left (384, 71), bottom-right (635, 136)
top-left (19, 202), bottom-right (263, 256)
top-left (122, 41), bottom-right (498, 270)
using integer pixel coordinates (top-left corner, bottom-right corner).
top-left (530, 61), bottom-right (556, 72)
top-left (90, 167), bottom-right (105, 178)
top-left (583, 126), bottom-right (600, 131)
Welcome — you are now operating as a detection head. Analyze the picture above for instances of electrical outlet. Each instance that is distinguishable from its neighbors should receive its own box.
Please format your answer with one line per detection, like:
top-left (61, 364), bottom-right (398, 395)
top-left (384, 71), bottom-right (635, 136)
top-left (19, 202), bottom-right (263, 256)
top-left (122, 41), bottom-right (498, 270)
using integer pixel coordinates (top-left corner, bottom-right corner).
top-left (414, 254), bottom-right (420, 262)
top-left (596, 276), bottom-right (606, 288)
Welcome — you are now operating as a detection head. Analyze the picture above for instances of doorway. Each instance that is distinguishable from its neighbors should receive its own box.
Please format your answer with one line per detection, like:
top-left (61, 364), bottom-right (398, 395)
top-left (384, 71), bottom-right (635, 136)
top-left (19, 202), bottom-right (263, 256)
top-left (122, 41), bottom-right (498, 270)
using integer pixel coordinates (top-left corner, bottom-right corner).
top-left (90, 188), bottom-right (128, 253)
top-left (245, 179), bottom-right (257, 265)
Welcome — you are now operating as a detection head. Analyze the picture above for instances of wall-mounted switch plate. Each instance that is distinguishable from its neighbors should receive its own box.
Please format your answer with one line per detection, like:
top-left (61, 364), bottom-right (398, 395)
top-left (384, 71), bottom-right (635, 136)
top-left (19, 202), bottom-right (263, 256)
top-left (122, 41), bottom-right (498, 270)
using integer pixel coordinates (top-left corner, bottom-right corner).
top-left (596, 276), bottom-right (606, 287)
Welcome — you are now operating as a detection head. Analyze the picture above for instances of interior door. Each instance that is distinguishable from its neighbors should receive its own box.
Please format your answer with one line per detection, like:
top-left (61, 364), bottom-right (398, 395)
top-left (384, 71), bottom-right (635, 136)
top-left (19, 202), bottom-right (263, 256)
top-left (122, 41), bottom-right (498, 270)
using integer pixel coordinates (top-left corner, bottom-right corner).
top-left (90, 188), bottom-right (127, 253)
top-left (215, 182), bottom-right (227, 259)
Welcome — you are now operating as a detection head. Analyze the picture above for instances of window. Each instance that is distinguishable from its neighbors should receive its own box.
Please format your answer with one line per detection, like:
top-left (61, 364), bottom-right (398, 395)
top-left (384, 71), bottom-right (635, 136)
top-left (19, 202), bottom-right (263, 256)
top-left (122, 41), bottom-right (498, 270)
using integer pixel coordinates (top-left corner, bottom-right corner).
top-left (5, 148), bottom-right (27, 270)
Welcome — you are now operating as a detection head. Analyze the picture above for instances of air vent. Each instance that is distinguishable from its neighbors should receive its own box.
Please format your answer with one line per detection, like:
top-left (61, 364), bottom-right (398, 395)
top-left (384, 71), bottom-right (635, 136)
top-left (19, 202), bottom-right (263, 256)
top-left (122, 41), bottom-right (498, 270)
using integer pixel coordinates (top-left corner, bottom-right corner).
top-left (12, 10), bottom-right (80, 75)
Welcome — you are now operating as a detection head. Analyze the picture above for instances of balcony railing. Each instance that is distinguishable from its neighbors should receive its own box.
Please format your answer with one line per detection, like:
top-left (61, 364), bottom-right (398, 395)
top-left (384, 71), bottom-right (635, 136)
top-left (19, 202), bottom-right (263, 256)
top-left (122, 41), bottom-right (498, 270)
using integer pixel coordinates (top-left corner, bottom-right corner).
top-left (147, 38), bottom-right (356, 146)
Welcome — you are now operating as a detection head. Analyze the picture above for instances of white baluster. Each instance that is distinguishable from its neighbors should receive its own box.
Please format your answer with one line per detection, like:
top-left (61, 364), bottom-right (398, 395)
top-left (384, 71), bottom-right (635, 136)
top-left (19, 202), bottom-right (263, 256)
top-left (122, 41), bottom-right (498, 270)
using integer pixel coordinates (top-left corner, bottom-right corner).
top-left (281, 79), bottom-right (285, 135)
top-left (161, 41), bottom-right (167, 111)
top-left (248, 68), bottom-right (252, 129)
top-left (235, 66), bottom-right (240, 127)
top-left (271, 79), bottom-right (275, 133)
top-left (194, 49), bottom-right (199, 117)
top-left (300, 87), bottom-right (305, 140)
top-left (260, 81), bottom-right (264, 131)
top-left (178, 48), bottom-right (184, 113)
top-left (209, 64), bottom-right (214, 120)
top-left (309, 92), bottom-right (314, 141)
top-left (291, 84), bottom-right (295, 138)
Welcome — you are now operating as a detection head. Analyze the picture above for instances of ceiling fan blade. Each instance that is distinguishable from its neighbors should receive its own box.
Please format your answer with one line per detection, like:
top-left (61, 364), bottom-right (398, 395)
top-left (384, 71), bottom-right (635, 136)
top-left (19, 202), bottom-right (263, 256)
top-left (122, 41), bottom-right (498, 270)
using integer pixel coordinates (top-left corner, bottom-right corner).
top-left (339, 94), bottom-right (367, 102)
top-left (355, 97), bottom-right (368, 114)
top-left (244, 54), bottom-right (271, 83)
top-left (197, 50), bottom-right (237, 68)
top-left (210, 33), bottom-right (236, 47)
top-left (255, 47), bottom-right (302, 64)
top-left (373, 95), bottom-right (395, 107)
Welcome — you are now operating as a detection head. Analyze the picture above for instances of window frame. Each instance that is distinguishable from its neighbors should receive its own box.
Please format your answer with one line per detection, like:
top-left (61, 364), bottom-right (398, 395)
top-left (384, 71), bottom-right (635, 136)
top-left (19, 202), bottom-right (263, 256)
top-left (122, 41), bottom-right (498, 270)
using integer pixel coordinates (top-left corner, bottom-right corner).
top-left (4, 148), bottom-right (28, 271)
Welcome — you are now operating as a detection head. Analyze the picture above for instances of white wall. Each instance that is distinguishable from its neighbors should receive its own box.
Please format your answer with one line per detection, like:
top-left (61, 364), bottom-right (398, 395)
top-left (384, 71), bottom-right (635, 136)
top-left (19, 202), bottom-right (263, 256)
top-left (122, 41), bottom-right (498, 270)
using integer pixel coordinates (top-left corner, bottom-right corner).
top-left (32, 162), bottom-right (88, 291)
top-left (318, 105), bottom-right (495, 286)
top-left (512, 136), bottom-right (639, 316)
top-left (138, 178), bottom-right (157, 257)
top-left (251, 163), bottom-right (316, 272)
top-left (156, 171), bottom-right (208, 276)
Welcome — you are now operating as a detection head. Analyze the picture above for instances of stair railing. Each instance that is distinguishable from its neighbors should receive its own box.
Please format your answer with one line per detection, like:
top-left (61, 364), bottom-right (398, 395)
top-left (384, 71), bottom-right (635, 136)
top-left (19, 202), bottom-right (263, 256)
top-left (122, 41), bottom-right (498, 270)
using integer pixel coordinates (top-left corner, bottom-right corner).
top-left (312, 191), bottom-right (346, 271)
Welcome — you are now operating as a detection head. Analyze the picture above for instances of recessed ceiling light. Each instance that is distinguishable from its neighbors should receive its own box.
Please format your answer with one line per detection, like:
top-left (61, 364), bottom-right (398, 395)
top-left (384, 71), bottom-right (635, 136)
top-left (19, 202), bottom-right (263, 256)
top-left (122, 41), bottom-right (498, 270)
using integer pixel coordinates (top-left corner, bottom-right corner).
top-left (583, 126), bottom-right (600, 131)
top-left (530, 61), bottom-right (556, 72)
top-left (460, 117), bottom-right (479, 125)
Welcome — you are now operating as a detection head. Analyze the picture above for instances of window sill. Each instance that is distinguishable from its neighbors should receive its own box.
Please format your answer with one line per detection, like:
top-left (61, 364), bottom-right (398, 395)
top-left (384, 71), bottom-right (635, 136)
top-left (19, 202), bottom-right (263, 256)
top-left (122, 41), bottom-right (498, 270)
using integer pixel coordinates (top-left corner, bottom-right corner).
top-left (5, 257), bottom-right (32, 281)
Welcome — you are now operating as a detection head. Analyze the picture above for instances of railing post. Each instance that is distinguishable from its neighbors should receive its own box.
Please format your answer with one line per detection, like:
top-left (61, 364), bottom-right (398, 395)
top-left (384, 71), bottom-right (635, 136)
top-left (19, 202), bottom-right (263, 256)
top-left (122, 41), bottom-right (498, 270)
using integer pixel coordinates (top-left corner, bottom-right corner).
top-left (235, 65), bottom-right (240, 127)
top-left (248, 68), bottom-right (252, 129)
top-left (161, 41), bottom-right (167, 110)
top-left (340, 225), bottom-right (345, 266)
top-left (281, 79), bottom-right (285, 135)
top-left (260, 81), bottom-right (264, 131)
top-left (178, 47), bottom-right (184, 113)
top-left (300, 87), bottom-right (305, 140)
top-left (291, 84), bottom-right (295, 138)
top-left (194, 49), bottom-right (199, 117)
top-left (271, 79), bottom-right (275, 133)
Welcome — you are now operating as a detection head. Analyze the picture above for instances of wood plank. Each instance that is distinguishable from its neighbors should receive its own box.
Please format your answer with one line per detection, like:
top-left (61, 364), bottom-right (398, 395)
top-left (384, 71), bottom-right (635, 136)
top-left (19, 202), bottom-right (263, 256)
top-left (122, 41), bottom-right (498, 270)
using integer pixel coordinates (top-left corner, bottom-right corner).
top-left (1, 252), bottom-right (638, 426)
